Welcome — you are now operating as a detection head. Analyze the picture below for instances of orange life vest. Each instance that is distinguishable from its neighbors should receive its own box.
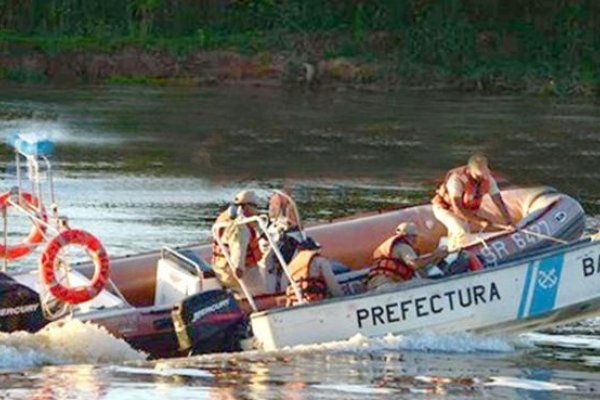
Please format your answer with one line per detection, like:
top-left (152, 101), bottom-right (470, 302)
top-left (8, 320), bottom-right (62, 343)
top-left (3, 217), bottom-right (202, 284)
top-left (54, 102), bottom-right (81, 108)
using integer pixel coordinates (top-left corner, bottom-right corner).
top-left (367, 235), bottom-right (416, 285)
top-left (285, 250), bottom-right (327, 306)
top-left (432, 166), bottom-right (491, 211)
top-left (211, 209), bottom-right (263, 267)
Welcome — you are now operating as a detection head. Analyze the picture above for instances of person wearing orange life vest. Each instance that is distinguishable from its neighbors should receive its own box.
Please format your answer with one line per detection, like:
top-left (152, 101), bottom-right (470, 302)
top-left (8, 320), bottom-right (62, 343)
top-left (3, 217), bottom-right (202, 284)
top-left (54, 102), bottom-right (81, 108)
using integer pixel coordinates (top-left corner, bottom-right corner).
top-left (432, 154), bottom-right (514, 251)
top-left (212, 190), bottom-right (264, 291)
top-left (366, 222), bottom-right (448, 291)
top-left (285, 244), bottom-right (343, 306)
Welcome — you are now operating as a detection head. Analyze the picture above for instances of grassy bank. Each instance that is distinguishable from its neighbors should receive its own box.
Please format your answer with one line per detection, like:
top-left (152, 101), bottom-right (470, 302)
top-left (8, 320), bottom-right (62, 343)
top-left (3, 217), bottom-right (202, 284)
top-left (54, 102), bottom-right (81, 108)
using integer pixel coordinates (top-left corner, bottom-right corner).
top-left (1, 1), bottom-right (599, 96)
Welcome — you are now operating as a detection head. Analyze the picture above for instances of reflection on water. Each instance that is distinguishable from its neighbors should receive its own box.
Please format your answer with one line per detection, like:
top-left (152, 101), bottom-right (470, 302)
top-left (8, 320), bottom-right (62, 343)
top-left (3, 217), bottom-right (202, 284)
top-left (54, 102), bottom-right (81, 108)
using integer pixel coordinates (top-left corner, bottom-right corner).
top-left (1, 84), bottom-right (598, 212)
top-left (89, 347), bottom-right (600, 399)
top-left (0, 85), bottom-right (598, 182)
top-left (0, 84), bottom-right (599, 398)
top-left (3, 349), bottom-right (599, 400)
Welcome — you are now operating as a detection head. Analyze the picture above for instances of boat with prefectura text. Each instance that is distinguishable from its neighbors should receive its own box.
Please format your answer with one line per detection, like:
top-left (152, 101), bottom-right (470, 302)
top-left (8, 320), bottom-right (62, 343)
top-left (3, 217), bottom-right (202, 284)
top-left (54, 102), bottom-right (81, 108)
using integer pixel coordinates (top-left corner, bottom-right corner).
top-left (0, 134), bottom-right (588, 357)
top-left (250, 235), bottom-right (600, 350)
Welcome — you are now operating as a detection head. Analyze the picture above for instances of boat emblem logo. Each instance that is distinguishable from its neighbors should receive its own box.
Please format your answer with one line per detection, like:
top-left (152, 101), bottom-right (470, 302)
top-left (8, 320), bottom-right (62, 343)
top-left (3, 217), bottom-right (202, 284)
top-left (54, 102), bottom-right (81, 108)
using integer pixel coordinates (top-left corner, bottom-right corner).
top-left (537, 268), bottom-right (558, 290)
top-left (554, 211), bottom-right (567, 223)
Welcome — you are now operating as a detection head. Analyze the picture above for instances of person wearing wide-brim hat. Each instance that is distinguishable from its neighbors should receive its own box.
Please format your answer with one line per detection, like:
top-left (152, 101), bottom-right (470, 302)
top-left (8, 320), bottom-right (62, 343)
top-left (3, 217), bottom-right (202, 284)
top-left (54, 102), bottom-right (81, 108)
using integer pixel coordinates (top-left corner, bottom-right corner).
top-left (366, 221), bottom-right (448, 291)
top-left (212, 190), bottom-right (265, 290)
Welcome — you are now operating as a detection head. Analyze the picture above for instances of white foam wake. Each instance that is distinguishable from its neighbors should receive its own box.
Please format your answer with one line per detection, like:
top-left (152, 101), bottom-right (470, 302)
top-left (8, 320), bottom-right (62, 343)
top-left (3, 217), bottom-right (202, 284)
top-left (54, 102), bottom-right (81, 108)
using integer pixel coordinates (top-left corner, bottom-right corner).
top-left (286, 332), bottom-right (519, 354)
top-left (521, 332), bottom-right (600, 351)
top-left (111, 365), bottom-right (214, 378)
top-left (0, 319), bottom-right (145, 370)
top-left (484, 376), bottom-right (576, 391)
top-left (191, 332), bottom-right (522, 364)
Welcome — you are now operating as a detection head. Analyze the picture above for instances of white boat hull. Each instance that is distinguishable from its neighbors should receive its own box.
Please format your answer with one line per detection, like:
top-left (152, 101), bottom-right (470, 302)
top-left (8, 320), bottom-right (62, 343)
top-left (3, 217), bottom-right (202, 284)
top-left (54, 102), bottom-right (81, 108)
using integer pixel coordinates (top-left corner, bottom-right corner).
top-left (251, 239), bottom-right (600, 350)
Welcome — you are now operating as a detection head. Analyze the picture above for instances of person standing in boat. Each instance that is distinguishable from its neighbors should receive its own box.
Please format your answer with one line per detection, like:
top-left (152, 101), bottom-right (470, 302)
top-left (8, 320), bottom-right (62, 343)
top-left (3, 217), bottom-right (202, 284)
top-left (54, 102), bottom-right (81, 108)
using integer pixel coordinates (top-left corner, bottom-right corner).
top-left (212, 190), bottom-right (265, 292)
top-left (366, 222), bottom-right (449, 291)
top-left (432, 154), bottom-right (514, 251)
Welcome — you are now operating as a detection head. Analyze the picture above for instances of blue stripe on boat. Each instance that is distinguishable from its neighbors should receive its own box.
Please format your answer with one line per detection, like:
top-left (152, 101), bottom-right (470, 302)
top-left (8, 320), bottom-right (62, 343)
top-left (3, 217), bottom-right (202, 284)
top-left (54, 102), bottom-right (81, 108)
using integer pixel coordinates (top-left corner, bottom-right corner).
top-left (518, 262), bottom-right (535, 319)
top-left (527, 253), bottom-right (565, 317)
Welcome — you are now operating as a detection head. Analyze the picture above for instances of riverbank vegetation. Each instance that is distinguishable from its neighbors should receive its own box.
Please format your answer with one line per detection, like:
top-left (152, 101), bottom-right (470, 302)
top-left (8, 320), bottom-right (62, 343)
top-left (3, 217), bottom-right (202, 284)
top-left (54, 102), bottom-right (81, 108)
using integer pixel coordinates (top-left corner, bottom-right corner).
top-left (0, 0), bottom-right (598, 95)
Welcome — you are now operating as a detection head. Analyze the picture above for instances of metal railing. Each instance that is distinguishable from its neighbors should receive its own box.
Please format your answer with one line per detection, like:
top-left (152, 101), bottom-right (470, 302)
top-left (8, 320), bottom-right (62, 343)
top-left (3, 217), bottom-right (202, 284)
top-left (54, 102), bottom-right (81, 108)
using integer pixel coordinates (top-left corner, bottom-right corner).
top-left (1, 136), bottom-right (131, 314)
top-left (159, 246), bottom-right (205, 297)
top-left (161, 246), bottom-right (204, 277)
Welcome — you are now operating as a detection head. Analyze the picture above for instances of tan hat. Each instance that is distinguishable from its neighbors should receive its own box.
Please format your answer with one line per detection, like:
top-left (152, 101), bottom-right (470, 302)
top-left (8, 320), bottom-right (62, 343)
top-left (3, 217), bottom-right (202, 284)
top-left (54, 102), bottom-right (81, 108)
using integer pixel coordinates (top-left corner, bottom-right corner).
top-left (234, 190), bottom-right (261, 207)
top-left (396, 221), bottom-right (418, 236)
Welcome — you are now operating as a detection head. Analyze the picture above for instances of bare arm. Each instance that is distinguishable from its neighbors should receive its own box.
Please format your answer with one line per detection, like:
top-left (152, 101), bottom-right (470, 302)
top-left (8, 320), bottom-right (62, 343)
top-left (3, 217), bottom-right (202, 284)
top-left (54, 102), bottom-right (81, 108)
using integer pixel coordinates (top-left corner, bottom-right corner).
top-left (393, 244), bottom-right (448, 272)
top-left (405, 249), bottom-right (448, 271)
top-left (314, 257), bottom-right (344, 297)
top-left (413, 249), bottom-right (448, 270)
top-left (491, 193), bottom-right (513, 226)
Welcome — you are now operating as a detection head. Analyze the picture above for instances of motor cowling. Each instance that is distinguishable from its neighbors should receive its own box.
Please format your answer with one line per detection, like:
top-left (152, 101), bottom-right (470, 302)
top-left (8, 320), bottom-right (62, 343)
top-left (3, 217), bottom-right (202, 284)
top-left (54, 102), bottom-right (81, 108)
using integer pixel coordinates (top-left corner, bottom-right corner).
top-left (171, 290), bottom-right (246, 355)
top-left (0, 273), bottom-right (49, 333)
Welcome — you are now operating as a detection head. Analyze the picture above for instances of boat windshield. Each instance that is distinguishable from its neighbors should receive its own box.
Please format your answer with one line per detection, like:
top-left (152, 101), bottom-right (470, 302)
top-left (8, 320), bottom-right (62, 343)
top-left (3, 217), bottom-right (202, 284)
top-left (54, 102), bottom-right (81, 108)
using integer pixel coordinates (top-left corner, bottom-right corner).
top-left (268, 191), bottom-right (302, 231)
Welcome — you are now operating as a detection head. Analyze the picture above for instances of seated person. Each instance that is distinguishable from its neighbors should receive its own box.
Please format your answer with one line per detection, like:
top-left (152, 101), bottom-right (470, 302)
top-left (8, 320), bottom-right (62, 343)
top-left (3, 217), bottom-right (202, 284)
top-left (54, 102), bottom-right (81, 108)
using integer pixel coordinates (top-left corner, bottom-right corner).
top-left (261, 191), bottom-right (344, 305)
top-left (366, 222), bottom-right (448, 292)
top-left (285, 240), bottom-right (344, 306)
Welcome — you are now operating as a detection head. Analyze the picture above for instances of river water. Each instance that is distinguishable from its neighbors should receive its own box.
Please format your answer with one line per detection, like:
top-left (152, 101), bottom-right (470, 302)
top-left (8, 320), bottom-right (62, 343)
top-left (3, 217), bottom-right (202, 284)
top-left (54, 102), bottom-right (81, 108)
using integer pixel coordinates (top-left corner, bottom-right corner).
top-left (0, 83), bottom-right (599, 399)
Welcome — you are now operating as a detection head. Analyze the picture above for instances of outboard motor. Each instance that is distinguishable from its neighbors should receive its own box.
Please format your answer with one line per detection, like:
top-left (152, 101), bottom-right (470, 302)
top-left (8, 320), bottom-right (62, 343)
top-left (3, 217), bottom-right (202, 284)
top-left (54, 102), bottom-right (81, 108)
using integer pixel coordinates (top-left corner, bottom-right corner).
top-left (172, 289), bottom-right (247, 355)
top-left (0, 272), bottom-right (49, 333)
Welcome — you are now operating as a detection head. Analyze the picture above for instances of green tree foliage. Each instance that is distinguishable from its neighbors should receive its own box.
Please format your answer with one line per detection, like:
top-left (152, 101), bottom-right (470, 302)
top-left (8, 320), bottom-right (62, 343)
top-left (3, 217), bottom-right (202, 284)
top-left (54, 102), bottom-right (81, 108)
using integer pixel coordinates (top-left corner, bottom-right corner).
top-left (0, 0), bottom-right (598, 91)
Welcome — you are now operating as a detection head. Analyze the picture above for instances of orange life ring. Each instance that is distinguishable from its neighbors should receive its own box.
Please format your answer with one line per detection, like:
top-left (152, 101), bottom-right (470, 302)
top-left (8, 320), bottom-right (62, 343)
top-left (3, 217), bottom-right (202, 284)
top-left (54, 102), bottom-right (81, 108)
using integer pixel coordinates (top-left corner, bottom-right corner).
top-left (40, 229), bottom-right (111, 305)
top-left (0, 191), bottom-right (47, 260)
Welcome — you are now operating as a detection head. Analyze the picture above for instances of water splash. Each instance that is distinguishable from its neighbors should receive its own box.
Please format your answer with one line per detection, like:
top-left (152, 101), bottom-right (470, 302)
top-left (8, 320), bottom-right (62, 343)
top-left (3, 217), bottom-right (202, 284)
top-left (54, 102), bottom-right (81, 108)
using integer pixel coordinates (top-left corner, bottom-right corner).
top-left (312, 384), bottom-right (393, 394)
top-left (522, 332), bottom-right (600, 351)
top-left (0, 120), bottom-right (122, 146)
top-left (484, 376), bottom-right (576, 391)
top-left (287, 332), bottom-right (519, 354)
top-left (187, 332), bottom-right (522, 366)
top-left (0, 319), bottom-right (145, 370)
top-left (111, 365), bottom-right (214, 378)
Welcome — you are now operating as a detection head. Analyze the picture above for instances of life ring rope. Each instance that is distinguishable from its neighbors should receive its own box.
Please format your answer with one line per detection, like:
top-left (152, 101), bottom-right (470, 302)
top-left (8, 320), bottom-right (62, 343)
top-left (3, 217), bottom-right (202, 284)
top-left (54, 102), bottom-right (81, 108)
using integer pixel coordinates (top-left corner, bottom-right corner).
top-left (40, 229), bottom-right (111, 305)
top-left (0, 191), bottom-right (48, 260)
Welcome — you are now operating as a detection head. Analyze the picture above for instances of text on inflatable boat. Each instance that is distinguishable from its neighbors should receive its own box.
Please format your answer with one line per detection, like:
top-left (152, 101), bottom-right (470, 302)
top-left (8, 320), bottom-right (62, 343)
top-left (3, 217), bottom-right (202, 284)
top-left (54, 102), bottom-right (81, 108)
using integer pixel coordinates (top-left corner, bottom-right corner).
top-left (356, 282), bottom-right (501, 329)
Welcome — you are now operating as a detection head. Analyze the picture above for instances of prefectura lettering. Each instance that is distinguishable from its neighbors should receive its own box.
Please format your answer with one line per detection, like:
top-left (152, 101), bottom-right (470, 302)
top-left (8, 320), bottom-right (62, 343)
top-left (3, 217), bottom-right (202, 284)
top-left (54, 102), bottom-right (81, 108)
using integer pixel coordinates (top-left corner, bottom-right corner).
top-left (356, 282), bottom-right (501, 329)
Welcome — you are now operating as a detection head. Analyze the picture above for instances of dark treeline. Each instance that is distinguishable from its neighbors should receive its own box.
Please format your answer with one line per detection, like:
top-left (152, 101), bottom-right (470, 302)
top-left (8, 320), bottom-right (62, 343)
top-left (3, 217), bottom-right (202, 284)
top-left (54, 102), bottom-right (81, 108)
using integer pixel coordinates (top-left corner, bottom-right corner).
top-left (1, 1), bottom-right (599, 38)
top-left (0, 0), bottom-right (599, 92)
